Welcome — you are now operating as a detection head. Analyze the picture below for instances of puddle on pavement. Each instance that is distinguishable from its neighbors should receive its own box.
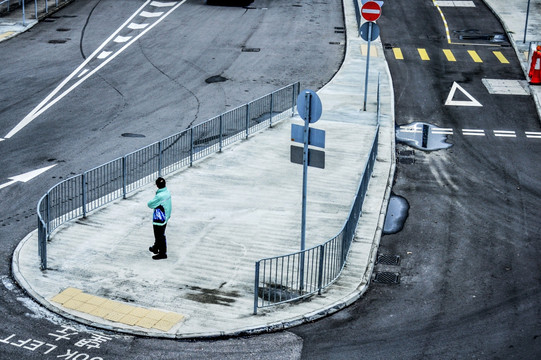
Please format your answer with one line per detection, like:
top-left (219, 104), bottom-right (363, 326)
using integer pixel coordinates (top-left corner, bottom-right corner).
top-left (396, 122), bottom-right (452, 151)
top-left (383, 194), bottom-right (409, 235)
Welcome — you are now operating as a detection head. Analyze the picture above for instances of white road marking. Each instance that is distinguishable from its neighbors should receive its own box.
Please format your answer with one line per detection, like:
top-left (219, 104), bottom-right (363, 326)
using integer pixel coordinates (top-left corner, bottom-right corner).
top-left (78, 69), bottom-right (89, 78)
top-left (462, 129), bottom-right (485, 136)
top-left (445, 82), bottom-right (482, 107)
top-left (97, 51), bottom-right (112, 59)
top-left (114, 35), bottom-right (133, 43)
top-left (151, 1), bottom-right (178, 6)
top-left (128, 22), bottom-right (149, 30)
top-left (4, 0), bottom-right (186, 139)
top-left (140, 11), bottom-right (164, 17)
top-left (431, 128), bottom-right (453, 135)
top-left (0, 164), bottom-right (57, 190)
top-left (494, 130), bottom-right (516, 138)
top-left (526, 131), bottom-right (541, 139)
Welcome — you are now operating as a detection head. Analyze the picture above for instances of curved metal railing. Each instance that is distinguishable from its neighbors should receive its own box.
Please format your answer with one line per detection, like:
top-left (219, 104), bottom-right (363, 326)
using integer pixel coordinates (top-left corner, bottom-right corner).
top-left (37, 83), bottom-right (300, 270)
top-left (253, 76), bottom-right (382, 314)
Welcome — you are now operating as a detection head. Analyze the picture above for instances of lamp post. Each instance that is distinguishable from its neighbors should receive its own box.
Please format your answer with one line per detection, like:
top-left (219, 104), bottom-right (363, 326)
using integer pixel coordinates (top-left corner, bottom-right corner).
top-left (524, 0), bottom-right (531, 43)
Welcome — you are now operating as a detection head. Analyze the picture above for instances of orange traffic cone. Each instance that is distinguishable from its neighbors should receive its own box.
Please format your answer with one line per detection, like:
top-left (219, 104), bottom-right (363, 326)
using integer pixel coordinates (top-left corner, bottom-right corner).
top-left (529, 46), bottom-right (541, 84)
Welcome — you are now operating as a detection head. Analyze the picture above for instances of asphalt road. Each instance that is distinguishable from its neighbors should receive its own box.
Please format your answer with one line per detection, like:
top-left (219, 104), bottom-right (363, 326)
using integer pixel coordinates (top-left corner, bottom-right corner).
top-left (2, 0), bottom-right (540, 359)
top-left (292, 1), bottom-right (541, 359)
top-left (0, 0), bottom-right (344, 358)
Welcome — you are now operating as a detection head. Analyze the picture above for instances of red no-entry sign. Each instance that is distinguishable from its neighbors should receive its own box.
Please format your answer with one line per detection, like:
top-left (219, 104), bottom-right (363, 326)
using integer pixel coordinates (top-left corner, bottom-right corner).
top-left (361, 1), bottom-right (381, 22)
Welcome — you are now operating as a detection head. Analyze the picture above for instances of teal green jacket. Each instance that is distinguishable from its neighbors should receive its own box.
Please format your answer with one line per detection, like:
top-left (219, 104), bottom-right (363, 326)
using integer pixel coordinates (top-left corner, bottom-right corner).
top-left (147, 187), bottom-right (172, 226)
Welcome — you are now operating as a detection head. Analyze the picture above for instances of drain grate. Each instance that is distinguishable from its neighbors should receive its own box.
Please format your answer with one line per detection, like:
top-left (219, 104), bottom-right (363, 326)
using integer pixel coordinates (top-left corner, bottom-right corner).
top-left (376, 254), bottom-right (401, 266)
top-left (373, 272), bottom-right (400, 284)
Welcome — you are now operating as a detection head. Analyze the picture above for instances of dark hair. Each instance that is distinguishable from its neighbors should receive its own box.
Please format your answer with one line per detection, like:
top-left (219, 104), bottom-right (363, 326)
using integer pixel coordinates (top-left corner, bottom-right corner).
top-left (156, 177), bottom-right (166, 189)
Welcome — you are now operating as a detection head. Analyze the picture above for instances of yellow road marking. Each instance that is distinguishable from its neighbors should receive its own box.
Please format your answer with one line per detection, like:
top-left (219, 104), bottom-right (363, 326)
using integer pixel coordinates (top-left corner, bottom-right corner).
top-left (443, 49), bottom-right (456, 61)
top-left (493, 51), bottom-right (509, 64)
top-left (468, 50), bottom-right (483, 62)
top-left (418, 48), bottom-right (430, 61)
top-left (393, 47), bottom-right (404, 60)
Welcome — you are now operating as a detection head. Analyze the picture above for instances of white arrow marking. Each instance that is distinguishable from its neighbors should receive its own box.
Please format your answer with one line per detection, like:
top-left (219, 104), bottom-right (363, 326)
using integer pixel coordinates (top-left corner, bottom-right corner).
top-left (0, 164), bottom-right (57, 190)
top-left (445, 82), bottom-right (482, 107)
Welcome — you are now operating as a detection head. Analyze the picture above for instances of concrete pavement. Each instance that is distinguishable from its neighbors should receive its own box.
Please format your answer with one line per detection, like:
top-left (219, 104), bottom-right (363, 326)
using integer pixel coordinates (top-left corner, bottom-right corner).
top-left (9, 0), bottom-right (541, 339)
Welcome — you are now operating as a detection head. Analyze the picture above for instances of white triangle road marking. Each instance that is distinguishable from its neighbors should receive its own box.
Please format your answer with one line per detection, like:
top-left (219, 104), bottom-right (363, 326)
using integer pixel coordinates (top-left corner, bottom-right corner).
top-left (445, 82), bottom-right (482, 107)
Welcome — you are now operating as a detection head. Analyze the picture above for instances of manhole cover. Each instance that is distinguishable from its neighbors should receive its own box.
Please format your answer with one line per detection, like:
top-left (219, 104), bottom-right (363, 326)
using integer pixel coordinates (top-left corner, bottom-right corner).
top-left (376, 254), bottom-right (401, 266)
top-left (373, 272), bottom-right (400, 284)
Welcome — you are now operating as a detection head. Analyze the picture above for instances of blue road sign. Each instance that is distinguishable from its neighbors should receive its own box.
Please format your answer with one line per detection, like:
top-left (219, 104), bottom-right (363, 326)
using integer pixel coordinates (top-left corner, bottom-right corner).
top-left (360, 21), bottom-right (380, 41)
top-left (291, 124), bottom-right (326, 149)
top-left (297, 90), bottom-right (322, 123)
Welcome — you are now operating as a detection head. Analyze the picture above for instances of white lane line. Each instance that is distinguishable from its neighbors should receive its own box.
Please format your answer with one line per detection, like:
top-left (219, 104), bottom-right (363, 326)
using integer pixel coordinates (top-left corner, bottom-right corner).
top-left (5, 0), bottom-right (187, 139)
top-left (114, 35), bottom-right (133, 43)
top-left (128, 23), bottom-right (149, 30)
top-left (151, 1), bottom-right (177, 7)
top-left (140, 11), bottom-right (164, 17)
top-left (431, 128), bottom-right (453, 135)
top-left (97, 51), bottom-right (112, 59)
top-left (494, 130), bottom-right (516, 138)
top-left (463, 129), bottom-right (485, 136)
top-left (526, 131), bottom-right (541, 139)
top-left (0, 138), bottom-right (4, 142)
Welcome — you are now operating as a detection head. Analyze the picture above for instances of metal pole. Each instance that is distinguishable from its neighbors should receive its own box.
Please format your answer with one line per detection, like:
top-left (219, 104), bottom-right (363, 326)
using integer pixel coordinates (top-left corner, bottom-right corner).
top-left (219, 115), bottom-right (223, 152)
top-left (122, 157), bottom-right (127, 199)
top-left (270, 92), bottom-right (274, 127)
top-left (22, 0), bottom-right (26, 26)
top-left (363, 22), bottom-right (373, 111)
top-left (158, 141), bottom-right (163, 177)
top-left (82, 173), bottom-right (87, 218)
top-left (524, 0), bottom-right (531, 43)
top-left (300, 91), bottom-right (311, 292)
top-left (253, 261), bottom-right (260, 315)
top-left (246, 103), bottom-right (250, 139)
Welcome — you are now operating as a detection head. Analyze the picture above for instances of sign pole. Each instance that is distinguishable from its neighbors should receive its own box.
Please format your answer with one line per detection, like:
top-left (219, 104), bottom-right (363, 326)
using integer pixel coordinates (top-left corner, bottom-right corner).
top-left (363, 22), bottom-right (373, 111)
top-left (299, 92), bottom-right (311, 292)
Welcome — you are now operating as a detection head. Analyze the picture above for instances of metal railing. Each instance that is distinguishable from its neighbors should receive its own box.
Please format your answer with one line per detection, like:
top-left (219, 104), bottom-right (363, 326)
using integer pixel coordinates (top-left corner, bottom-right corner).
top-left (37, 82), bottom-right (300, 270)
top-left (253, 76), bottom-right (382, 314)
top-left (0, 1), bottom-right (72, 27)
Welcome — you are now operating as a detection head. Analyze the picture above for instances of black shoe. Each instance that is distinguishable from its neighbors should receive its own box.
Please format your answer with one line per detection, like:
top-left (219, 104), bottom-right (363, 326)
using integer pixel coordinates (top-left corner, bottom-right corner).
top-left (152, 253), bottom-right (167, 260)
top-left (149, 246), bottom-right (159, 254)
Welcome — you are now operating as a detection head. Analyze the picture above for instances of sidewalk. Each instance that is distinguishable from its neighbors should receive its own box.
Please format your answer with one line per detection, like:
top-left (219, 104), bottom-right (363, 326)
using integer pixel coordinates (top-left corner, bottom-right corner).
top-left (0, 0), bottom-right (73, 42)
top-left (10, 0), bottom-right (541, 339)
top-left (12, 0), bottom-right (395, 339)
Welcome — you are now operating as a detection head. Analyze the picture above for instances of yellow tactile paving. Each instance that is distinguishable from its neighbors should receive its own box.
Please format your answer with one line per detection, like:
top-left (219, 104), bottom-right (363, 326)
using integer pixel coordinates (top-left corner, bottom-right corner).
top-left (360, 44), bottom-right (378, 57)
top-left (50, 288), bottom-right (184, 332)
top-left (0, 31), bottom-right (15, 40)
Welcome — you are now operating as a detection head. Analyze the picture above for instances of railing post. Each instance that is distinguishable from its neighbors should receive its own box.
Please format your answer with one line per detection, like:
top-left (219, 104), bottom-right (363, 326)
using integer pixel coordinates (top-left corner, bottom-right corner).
top-left (245, 103), bottom-right (250, 139)
top-left (219, 115), bottom-right (223, 152)
top-left (291, 84), bottom-right (296, 116)
top-left (82, 173), bottom-right (87, 218)
top-left (122, 156), bottom-right (127, 199)
top-left (269, 92), bottom-right (274, 128)
top-left (253, 261), bottom-right (260, 315)
top-left (158, 141), bottom-right (163, 177)
top-left (317, 245), bottom-right (325, 294)
top-left (190, 128), bottom-right (194, 167)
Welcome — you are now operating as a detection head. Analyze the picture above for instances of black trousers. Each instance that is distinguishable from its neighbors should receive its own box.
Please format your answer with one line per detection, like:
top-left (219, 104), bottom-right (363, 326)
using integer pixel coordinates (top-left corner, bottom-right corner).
top-left (152, 224), bottom-right (167, 255)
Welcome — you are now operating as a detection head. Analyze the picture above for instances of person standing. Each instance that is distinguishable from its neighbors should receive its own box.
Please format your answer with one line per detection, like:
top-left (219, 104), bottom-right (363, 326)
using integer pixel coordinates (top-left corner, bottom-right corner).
top-left (147, 177), bottom-right (172, 260)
